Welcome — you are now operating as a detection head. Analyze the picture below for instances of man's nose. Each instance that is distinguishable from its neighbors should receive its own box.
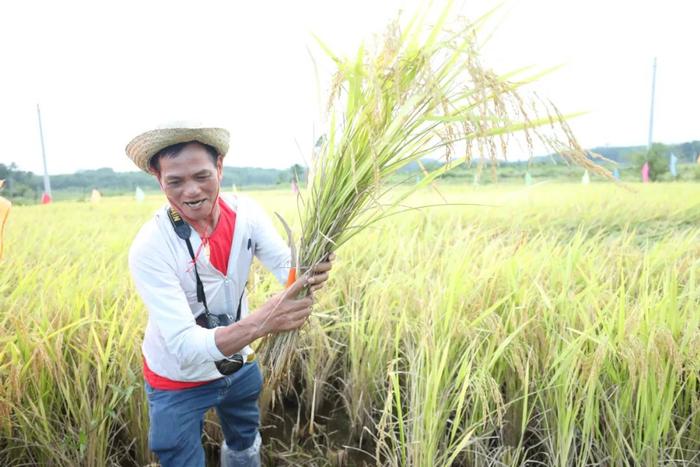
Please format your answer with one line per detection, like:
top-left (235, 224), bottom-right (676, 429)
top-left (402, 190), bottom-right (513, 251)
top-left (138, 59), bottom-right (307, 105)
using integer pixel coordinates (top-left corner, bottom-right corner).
top-left (182, 180), bottom-right (201, 197)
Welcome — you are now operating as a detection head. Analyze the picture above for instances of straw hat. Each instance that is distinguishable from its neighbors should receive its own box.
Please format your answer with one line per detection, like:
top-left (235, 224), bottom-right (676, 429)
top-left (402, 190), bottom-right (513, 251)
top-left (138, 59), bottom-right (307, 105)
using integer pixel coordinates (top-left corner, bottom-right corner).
top-left (125, 122), bottom-right (230, 173)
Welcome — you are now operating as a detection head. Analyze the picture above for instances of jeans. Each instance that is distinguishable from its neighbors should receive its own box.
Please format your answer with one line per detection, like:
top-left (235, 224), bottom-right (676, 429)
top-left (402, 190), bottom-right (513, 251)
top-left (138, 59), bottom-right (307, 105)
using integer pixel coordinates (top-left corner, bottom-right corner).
top-left (145, 361), bottom-right (263, 467)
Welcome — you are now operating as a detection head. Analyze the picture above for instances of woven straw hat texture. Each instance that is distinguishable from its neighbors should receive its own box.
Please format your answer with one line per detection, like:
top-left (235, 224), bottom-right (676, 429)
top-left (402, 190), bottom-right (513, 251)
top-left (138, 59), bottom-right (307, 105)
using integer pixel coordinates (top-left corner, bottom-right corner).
top-left (125, 125), bottom-right (230, 173)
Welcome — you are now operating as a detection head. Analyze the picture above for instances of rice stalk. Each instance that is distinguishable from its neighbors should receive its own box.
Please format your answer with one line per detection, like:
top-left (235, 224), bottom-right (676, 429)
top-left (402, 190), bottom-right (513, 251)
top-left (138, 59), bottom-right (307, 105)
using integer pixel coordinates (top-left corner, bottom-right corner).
top-left (259, 2), bottom-right (607, 394)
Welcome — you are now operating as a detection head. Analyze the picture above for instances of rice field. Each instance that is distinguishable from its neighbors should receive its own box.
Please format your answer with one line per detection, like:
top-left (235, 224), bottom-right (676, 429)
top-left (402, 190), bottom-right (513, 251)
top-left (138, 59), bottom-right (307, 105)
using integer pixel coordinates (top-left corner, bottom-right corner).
top-left (1, 182), bottom-right (699, 466)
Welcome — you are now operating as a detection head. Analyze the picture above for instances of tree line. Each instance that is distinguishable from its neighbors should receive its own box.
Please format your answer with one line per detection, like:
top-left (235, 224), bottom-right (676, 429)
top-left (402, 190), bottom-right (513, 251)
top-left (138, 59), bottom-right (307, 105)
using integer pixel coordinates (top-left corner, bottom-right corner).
top-left (0, 165), bottom-right (306, 204)
top-left (1, 141), bottom-right (698, 203)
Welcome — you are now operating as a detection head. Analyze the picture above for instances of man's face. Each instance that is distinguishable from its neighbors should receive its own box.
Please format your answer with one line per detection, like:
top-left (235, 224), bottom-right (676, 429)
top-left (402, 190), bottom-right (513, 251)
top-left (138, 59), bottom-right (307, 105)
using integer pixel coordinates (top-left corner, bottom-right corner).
top-left (157, 143), bottom-right (223, 223)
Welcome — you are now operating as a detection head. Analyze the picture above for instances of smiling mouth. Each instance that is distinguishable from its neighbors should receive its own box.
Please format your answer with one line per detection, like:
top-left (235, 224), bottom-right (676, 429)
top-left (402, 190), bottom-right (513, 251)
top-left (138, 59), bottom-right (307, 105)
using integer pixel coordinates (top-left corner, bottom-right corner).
top-left (184, 199), bottom-right (207, 208)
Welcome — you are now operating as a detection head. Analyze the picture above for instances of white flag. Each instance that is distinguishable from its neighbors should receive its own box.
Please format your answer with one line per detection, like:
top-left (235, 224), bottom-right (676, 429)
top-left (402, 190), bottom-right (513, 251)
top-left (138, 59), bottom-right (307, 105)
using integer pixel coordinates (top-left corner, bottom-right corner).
top-left (581, 170), bottom-right (590, 185)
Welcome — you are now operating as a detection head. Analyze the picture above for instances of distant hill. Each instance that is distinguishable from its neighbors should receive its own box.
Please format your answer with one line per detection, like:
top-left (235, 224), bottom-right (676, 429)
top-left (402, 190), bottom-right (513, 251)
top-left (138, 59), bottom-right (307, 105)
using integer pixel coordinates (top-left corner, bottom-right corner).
top-left (400, 141), bottom-right (700, 168)
top-left (487, 141), bottom-right (698, 169)
top-left (542, 140), bottom-right (700, 165)
top-left (591, 141), bottom-right (700, 163)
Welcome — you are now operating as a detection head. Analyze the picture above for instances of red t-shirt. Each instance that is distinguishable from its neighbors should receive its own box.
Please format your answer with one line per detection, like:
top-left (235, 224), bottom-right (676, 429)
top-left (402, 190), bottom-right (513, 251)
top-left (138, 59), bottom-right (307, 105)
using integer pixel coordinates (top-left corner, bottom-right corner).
top-left (208, 197), bottom-right (236, 275)
top-left (144, 197), bottom-right (237, 390)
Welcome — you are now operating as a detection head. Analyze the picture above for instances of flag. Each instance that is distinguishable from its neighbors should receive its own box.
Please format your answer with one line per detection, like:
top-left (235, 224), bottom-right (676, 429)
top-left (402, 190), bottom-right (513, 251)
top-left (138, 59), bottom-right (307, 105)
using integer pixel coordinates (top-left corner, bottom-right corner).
top-left (90, 189), bottom-right (102, 204)
top-left (524, 171), bottom-right (533, 186)
top-left (613, 168), bottom-right (620, 180)
top-left (642, 161), bottom-right (650, 183)
top-left (135, 186), bottom-right (145, 202)
top-left (581, 170), bottom-right (590, 185)
top-left (669, 153), bottom-right (678, 177)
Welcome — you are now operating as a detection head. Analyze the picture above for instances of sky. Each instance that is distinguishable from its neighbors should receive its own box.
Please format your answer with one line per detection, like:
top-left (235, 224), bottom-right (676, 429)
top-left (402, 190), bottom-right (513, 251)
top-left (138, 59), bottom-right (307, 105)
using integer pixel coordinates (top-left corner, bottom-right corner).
top-left (0, 0), bottom-right (697, 175)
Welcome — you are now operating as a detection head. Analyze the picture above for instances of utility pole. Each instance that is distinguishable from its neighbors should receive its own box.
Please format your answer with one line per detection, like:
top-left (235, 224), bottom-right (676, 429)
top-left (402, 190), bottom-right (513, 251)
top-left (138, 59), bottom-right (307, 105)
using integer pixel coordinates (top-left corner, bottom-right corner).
top-left (647, 57), bottom-right (657, 149)
top-left (36, 104), bottom-right (52, 200)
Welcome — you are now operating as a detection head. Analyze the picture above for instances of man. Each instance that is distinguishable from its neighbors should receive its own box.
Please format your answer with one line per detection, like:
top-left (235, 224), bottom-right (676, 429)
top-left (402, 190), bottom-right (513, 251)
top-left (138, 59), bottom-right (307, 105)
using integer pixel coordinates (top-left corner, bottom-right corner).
top-left (125, 123), bottom-right (333, 467)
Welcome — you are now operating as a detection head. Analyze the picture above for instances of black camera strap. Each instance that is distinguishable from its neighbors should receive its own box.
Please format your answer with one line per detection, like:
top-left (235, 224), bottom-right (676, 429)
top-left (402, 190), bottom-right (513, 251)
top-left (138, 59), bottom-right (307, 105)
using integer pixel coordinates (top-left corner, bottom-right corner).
top-left (166, 207), bottom-right (243, 323)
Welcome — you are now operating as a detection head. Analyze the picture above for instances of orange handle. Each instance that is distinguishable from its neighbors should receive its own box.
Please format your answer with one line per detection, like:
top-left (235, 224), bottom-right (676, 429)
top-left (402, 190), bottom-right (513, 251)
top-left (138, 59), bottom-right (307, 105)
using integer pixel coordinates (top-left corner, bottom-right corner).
top-left (286, 267), bottom-right (297, 288)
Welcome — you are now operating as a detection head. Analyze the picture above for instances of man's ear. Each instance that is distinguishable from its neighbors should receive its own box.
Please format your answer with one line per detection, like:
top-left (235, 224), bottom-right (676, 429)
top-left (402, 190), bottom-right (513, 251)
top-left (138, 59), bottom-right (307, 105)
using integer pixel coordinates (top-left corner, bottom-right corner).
top-left (150, 170), bottom-right (165, 191)
top-left (148, 157), bottom-right (164, 189)
top-left (216, 155), bottom-right (224, 180)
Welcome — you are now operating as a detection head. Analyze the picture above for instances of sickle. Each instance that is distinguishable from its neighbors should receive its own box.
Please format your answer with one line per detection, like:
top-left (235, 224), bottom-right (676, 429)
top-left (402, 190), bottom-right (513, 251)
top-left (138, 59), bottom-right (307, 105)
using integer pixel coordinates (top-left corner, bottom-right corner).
top-left (274, 212), bottom-right (297, 287)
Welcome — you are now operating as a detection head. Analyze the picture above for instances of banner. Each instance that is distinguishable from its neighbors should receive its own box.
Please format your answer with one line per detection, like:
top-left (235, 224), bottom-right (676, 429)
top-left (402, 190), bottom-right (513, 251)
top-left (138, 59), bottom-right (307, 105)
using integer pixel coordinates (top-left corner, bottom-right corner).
top-left (90, 189), bottom-right (102, 204)
top-left (135, 186), bottom-right (145, 202)
top-left (669, 153), bottom-right (678, 177)
top-left (642, 161), bottom-right (650, 183)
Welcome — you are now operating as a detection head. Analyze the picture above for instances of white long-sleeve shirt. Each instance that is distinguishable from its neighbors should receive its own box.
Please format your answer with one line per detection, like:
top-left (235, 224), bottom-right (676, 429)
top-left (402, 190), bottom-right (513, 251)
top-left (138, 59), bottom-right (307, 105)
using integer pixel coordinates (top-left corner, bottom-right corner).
top-left (129, 193), bottom-right (290, 382)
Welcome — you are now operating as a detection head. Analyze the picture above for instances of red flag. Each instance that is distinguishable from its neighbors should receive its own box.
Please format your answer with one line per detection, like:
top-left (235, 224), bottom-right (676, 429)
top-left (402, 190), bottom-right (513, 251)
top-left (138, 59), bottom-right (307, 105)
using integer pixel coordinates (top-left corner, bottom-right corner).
top-left (641, 162), bottom-right (650, 183)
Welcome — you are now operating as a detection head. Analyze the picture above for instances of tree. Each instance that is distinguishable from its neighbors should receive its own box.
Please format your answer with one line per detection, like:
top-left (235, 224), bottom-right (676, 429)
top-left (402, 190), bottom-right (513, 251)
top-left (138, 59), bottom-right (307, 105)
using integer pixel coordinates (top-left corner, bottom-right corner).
top-left (0, 163), bottom-right (39, 202)
top-left (679, 141), bottom-right (700, 162)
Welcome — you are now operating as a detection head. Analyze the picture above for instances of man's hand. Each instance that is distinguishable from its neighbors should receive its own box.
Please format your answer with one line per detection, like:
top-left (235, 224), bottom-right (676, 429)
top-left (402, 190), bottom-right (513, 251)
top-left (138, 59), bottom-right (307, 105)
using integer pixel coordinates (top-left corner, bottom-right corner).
top-left (256, 282), bottom-right (312, 335)
top-left (256, 253), bottom-right (335, 336)
top-left (306, 253), bottom-right (335, 293)
top-left (214, 254), bottom-right (336, 356)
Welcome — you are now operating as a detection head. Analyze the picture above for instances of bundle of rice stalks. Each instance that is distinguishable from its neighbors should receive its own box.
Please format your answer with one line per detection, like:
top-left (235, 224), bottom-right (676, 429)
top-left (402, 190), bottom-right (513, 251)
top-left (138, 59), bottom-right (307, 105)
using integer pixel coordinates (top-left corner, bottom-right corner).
top-left (259, 3), bottom-right (608, 396)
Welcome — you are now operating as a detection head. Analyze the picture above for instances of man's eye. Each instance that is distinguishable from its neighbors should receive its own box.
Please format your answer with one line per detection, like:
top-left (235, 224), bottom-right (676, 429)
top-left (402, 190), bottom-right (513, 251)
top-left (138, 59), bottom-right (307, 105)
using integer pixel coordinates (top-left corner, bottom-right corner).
top-left (168, 181), bottom-right (182, 187)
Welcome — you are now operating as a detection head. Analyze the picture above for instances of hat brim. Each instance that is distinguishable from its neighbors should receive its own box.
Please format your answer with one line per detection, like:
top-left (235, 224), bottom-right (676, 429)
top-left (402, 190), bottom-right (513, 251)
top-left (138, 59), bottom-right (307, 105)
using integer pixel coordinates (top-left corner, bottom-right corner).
top-left (125, 127), bottom-right (230, 173)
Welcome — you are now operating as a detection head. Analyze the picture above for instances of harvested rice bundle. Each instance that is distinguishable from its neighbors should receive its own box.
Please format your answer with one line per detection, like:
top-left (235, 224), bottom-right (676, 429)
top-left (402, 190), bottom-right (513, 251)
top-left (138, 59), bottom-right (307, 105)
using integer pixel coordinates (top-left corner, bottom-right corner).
top-left (259, 4), bottom-right (608, 392)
